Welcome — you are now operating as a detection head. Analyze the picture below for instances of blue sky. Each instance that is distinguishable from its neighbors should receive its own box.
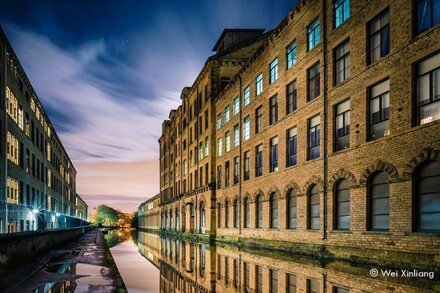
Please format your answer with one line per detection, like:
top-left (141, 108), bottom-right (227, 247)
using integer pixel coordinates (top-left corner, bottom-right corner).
top-left (0, 0), bottom-right (295, 211)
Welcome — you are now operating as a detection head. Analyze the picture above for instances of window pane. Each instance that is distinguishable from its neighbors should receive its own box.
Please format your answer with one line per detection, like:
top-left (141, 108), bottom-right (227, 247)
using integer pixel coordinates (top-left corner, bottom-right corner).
top-left (372, 214), bottom-right (389, 230)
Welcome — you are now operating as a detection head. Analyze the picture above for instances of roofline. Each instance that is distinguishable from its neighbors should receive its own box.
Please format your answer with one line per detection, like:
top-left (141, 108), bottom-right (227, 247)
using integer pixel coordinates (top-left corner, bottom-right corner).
top-left (212, 28), bottom-right (265, 51)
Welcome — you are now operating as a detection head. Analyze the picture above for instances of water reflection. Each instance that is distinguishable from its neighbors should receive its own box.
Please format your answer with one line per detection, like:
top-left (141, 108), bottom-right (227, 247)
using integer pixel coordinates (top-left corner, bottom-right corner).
top-left (138, 231), bottom-right (438, 293)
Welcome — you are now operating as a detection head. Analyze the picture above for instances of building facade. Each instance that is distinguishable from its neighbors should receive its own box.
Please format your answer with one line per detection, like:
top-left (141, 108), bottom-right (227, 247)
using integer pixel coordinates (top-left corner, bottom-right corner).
top-left (138, 193), bottom-right (160, 231)
top-left (0, 27), bottom-right (88, 233)
top-left (149, 0), bottom-right (440, 262)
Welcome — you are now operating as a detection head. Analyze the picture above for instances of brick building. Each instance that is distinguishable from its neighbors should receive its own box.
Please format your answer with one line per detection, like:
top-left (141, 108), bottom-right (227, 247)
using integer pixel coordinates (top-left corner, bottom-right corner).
top-left (153, 0), bottom-right (440, 263)
top-left (0, 27), bottom-right (88, 233)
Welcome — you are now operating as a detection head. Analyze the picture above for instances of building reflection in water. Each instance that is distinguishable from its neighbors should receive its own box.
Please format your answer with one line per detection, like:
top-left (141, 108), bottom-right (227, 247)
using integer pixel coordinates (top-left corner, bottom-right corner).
top-left (138, 231), bottom-right (437, 293)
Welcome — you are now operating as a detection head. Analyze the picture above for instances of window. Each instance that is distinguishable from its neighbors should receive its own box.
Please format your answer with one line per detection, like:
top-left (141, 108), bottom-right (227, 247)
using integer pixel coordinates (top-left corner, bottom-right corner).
top-left (269, 58), bottom-right (279, 84)
top-left (335, 179), bottom-right (350, 230)
top-left (308, 185), bottom-right (320, 230)
top-left (368, 10), bottom-right (390, 64)
top-left (308, 115), bottom-right (320, 160)
top-left (244, 262), bottom-right (250, 292)
top-left (308, 62), bottom-right (320, 101)
top-left (270, 137), bottom-right (279, 172)
top-left (256, 73), bottom-right (263, 96)
top-left (217, 203), bottom-right (222, 227)
top-left (334, 40), bottom-right (350, 85)
top-left (217, 137), bottom-right (223, 156)
top-left (270, 269), bottom-right (278, 293)
top-left (335, 0), bottom-right (350, 28)
top-left (244, 197), bottom-right (250, 228)
top-left (217, 113), bottom-right (222, 129)
top-left (243, 86), bottom-right (251, 107)
top-left (233, 258), bottom-right (239, 288)
top-left (225, 200), bottom-right (230, 228)
top-left (286, 273), bottom-right (296, 293)
top-left (256, 144), bottom-right (263, 177)
top-left (416, 52), bottom-right (440, 125)
top-left (286, 41), bottom-right (297, 69)
top-left (287, 127), bottom-right (297, 167)
top-left (334, 287), bottom-right (350, 293)
top-left (225, 131), bottom-right (231, 152)
top-left (225, 105), bottom-right (230, 122)
top-left (269, 95), bottom-right (278, 125)
top-left (205, 137), bottom-right (209, 156)
top-left (256, 194), bottom-right (263, 228)
top-left (225, 161), bottom-right (230, 187)
top-left (286, 81), bottom-right (297, 114)
top-left (288, 189), bottom-right (297, 229)
top-left (256, 265), bottom-right (263, 293)
top-left (270, 193), bottom-right (279, 228)
top-left (234, 199), bottom-right (239, 228)
top-left (417, 0), bottom-right (440, 33)
top-left (369, 79), bottom-right (390, 140)
top-left (234, 96), bottom-right (240, 115)
top-left (369, 171), bottom-right (390, 231)
top-left (335, 99), bottom-right (350, 151)
top-left (307, 279), bottom-right (320, 293)
top-left (225, 256), bottom-right (230, 284)
top-left (234, 156), bottom-right (240, 184)
top-left (307, 18), bottom-right (320, 51)
top-left (217, 165), bottom-right (222, 189)
top-left (415, 160), bottom-right (440, 232)
top-left (200, 202), bottom-right (206, 233)
top-left (244, 151), bottom-right (250, 181)
top-left (256, 106), bottom-right (263, 133)
top-left (243, 116), bottom-right (250, 141)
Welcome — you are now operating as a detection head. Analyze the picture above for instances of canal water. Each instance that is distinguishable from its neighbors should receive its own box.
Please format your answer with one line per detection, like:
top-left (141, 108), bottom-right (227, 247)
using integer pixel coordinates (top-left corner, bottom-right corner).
top-left (106, 229), bottom-right (439, 293)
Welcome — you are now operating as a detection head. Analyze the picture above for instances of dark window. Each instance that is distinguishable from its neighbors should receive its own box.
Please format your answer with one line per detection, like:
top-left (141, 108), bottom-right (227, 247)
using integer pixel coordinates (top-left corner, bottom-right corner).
top-left (225, 200), bottom-right (230, 228)
top-left (335, 99), bottom-right (350, 151)
top-left (270, 193), bottom-right (279, 228)
top-left (256, 265), bottom-right (263, 293)
top-left (234, 258), bottom-right (239, 288)
top-left (287, 127), bottom-right (297, 167)
top-left (307, 18), bottom-right (320, 51)
top-left (256, 144), bottom-right (263, 177)
top-left (334, 40), bottom-right (350, 85)
top-left (244, 151), bottom-right (250, 181)
top-left (286, 80), bottom-right (297, 114)
top-left (234, 156), bottom-right (240, 184)
top-left (234, 199), bottom-right (239, 228)
top-left (333, 287), bottom-right (350, 293)
top-left (225, 161), bottom-right (230, 187)
top-left (269, 95), bottom-right (278, 125)
top-left (415, 160), bottom-right (440, 232)
top-left (270, 137), bottom-right (279, 172)
top-left (244, 262), bottom-right (250, 292)
top-left (308, 115), bottom-right (320, 160)
top-left (270, 269), bottom-right (278, 293)
top-left (308, 185), bottom-right (320, 230)
top-left (286, 273), bottom-right (297, 293)
top-left (368, 10), bottom-right (390, 64)
top-left (416, 52), bottom-right (440, 125)
top-left (307, 279), bottom-right (320, 293)
top-left (217, 203), bottom-right (222, 228)
top-left (308, 62), bottom-right (320, 101)
top-left (417, 0), bottom-right (440, 33)
top-left (256, 106), bottom-right (263, 134)
top-left (335, 0), bottom-right (350, 27)
top-left (221, 77), bottom-right (230, 90)
top-left (286, 42), bottom-right (297, 69)
top-left (369, 79), bottom-right (390, 140)
top-left (256, 194), bottom-right (263, 228)
top-left (335, 179), bottom-right (350, 230)
top-left (288, 189), bottom-right (297, 229)
top-left (244, 197), bottom-right (250, 228)
top-left (369, 171), bottom-right (390, 231)
top-left (216, 165), bottom-right (222, 189)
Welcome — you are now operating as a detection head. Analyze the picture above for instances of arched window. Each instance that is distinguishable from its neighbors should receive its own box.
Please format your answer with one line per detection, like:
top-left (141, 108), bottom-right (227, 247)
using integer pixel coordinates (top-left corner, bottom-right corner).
top-left (170, 209), bottom-right (173, 230)
top-left (369, 171), bottom-right (389, 231)
top-left (200, 202), bottom-right (206, 234)
top-left (335, 179), bottom-right (350, 230)
top-left (217, 203), bottom-right (221, 228)
top-left (256, 194), bottom-right (263, 228)
top-left (308, 185), bottom-right (320, 230)
top-left (270, 193), bottom-right (278, 228)
top-left (234, 199), bottom-right (239, 228)
top-left (287, 189), bottom-right (297, 229)
top-left (199, 244), bottom-right (206, 277)
top-left (244, 198), bottom-right (250, 228)
top-left (225, 200), bottom-right (230, 228)
top-left (415, 160), bottom-right (440, 232)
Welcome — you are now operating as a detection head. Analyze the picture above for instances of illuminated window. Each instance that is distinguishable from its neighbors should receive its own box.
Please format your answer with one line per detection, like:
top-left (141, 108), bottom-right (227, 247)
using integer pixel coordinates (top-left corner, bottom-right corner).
top-left (7, 132), bottom-right (19, 165)
top-left (286, 41), bottom-right (297, 69)
top-left (225, 131), bottom-right (231, 152)
top-left (416, 52), bottom-right (440, 125)
top-left (269, 58), bottom-right (278, 84)
top-left (335, 0), bottom-right (350, 28)
top-left (369, 79), bottom-right (390, 140)
top-left (307, 18), bottom-right (320, 51)
top-left (233, 96), bottom-right (240, 115)
top-left (417, 0), bottom-right (440, 33)
top-left (256, 73), bottom-right (263, 96)
top-left (234, 124), bottom-right (240, 147)
top-left (225, 105), bottom-right (230, 122)
top-left (243, 86), bottom-right (251, 106)
top-left (243, 116), bottom-right (250, 141)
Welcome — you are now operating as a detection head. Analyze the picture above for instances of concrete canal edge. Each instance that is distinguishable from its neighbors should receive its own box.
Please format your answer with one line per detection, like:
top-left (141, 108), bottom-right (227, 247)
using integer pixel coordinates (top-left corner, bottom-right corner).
top-left (101, 230), bottom-right (128, 293)
top-left (0, 226), bottom-right (92, 272)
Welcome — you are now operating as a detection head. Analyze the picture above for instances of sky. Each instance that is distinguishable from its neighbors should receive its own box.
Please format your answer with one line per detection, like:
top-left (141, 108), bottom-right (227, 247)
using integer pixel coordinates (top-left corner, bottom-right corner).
top-left (0, 0), bottom-right (295, 213)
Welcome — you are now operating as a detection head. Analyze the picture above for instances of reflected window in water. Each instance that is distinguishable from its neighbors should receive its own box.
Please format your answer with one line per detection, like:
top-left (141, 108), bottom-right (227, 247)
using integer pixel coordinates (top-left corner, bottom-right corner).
top-left (270, 268), bottom-right (278, 293)
top-left (256, 265), bottom-right (263, 293)
top-left (244, 261), bottom-right (250, 292)
top-left (286, 273), bottom-right (296, 293)
top-left (307, 278), bottom-right (320, 293)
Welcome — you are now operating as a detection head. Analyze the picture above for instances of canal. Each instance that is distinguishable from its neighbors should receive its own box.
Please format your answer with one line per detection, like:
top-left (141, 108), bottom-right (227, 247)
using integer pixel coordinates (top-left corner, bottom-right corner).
top-left (106, 229), bottom-right (439, 293)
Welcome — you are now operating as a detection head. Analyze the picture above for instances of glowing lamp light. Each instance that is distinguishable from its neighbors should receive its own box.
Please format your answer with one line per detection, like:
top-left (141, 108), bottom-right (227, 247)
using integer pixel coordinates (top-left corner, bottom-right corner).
top-left (56, 213), bottom-right (61, 217)
top-left (32, 209), bottom-right (39, 214)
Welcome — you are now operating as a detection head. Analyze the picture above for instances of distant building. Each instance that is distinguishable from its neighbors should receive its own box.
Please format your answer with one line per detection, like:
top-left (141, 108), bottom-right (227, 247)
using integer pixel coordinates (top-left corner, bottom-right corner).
top-left (138, 193), bottom-right (160, 231)
top-left (144, 0), bottom-right (440, 259)
top-left (0, 27), bottom-right (88, 233)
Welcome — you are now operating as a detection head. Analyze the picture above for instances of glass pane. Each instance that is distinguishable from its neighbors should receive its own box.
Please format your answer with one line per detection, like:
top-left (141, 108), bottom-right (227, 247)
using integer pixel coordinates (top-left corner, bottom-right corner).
top-left (338, 201), bottom-right (350, 216)
top-left (420, 213), bottom-right (440, 231)
top-left (420, 193), bottom-right (440, 213)
top-left (311, 204), bottom-right (320, 217)
top-left (420, 101), bottom-right (440, 124)
top-left (338, 215), bottom-right (350, 230)
top-left (373, 197), bottom-right (389, 214)
top-left (372, 214), bottom-right (389, 230)
top-left (419, 176), bottom-right (440, 193)
top-left (371, 183), bottom-right (389, 198)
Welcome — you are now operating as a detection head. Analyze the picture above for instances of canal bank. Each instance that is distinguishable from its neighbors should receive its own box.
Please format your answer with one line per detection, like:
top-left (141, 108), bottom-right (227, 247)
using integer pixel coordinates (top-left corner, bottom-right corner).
top-left (0, 228), bottom-right (127, 292)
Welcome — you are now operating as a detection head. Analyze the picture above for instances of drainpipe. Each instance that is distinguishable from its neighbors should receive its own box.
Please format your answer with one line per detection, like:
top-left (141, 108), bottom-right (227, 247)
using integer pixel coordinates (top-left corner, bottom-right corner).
top-left (238, 76), bottom-right (243, 235)
top-left (322, 0), bottom-right (329, 240)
